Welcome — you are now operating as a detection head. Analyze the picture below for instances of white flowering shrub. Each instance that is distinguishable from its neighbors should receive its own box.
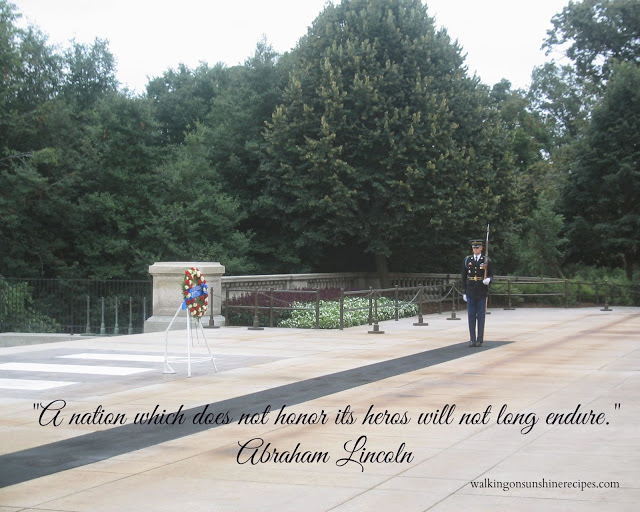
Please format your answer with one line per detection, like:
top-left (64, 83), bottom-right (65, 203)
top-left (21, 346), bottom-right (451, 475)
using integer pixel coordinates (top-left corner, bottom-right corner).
top-left (278, 297), bottom-right (419, 329)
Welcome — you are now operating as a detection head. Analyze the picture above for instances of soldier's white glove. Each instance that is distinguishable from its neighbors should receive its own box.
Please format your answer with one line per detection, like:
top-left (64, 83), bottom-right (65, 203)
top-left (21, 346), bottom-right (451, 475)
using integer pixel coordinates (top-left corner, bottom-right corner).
top-left (483, 278), bottom-right (491, 285)
top-left (463, 294), bottom-right (467, 302)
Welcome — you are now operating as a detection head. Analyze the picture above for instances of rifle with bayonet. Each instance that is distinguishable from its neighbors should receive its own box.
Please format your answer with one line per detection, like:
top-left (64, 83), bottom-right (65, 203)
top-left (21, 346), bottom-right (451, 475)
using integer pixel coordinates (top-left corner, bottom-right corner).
top-left (485, 223), bottom-right (490, 311)
top-left (484, 223), bottom-right (490, 281)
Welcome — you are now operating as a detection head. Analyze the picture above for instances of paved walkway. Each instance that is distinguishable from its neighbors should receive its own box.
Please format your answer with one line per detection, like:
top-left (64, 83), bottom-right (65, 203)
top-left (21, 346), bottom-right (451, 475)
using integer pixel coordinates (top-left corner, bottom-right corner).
top-left (0, 306), bottom-right (638, 511)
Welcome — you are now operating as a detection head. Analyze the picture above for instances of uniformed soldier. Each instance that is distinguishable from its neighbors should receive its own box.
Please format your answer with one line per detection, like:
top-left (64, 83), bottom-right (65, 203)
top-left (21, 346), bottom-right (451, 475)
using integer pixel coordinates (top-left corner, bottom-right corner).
top-left (462, 238), bottom-right (493, 347)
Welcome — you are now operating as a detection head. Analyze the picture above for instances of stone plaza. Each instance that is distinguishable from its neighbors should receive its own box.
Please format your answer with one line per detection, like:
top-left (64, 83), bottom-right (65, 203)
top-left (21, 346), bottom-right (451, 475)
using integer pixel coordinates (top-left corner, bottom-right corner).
top-left (0, 305), bottom-right (638, 511)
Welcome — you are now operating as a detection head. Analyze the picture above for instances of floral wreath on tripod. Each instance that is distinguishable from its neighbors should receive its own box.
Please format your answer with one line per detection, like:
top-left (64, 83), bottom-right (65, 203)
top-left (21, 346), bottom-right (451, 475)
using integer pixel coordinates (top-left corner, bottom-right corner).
top-left (183, 267), bottom-right (209, 318)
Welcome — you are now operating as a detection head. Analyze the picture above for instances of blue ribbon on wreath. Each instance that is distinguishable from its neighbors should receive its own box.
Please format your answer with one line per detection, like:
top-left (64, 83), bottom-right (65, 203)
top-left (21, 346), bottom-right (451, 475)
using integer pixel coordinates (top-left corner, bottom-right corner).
top-left (182, 284), bottom-right (209, 310)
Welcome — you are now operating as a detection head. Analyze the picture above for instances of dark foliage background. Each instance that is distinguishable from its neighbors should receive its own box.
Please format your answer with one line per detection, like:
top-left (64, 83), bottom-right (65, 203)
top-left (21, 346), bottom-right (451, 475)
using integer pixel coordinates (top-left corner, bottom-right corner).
top-left (1, 0), bottom-right (638, 284)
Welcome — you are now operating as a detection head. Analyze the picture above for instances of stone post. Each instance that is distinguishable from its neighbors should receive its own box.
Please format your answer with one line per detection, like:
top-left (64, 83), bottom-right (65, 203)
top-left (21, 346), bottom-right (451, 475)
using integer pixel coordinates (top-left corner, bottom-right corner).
top-left (144, 261), bottom-right (225, 332)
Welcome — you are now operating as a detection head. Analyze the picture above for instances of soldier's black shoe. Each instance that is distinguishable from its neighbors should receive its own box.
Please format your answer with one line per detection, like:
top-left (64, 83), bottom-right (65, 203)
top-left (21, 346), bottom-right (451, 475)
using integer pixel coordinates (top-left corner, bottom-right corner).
top-left (469, 341), bottom-right (476, 347)
top-left (477, 341), bottom-right (483, 347)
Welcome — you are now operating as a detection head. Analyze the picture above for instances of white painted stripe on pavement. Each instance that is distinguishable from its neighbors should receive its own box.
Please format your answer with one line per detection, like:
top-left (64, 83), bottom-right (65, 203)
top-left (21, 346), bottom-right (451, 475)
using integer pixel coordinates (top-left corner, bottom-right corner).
top-left (59, 353), bottom-right (165, 363)
top-left (0, 378), bottom-right (79, 390)
top-left (0, 362), bottom-right (153, 375)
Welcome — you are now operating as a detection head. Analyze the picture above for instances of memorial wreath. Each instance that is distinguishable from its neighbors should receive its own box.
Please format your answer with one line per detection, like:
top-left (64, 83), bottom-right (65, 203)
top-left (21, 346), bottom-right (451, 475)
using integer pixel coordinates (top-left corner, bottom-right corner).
top-left (183, 267), bottom-right (209, 318)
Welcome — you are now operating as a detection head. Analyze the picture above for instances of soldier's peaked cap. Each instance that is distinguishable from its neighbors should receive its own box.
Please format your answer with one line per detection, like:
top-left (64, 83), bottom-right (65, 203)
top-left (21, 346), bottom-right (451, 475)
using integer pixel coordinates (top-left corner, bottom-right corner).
top-left (469, 238), bottom-right (484, 246)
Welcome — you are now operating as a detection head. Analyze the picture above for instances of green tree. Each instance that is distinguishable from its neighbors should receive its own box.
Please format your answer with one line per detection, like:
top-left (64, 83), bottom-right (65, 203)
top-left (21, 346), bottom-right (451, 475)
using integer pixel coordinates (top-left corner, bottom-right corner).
top-left (490, 80), bottom-right (553, 203)
top-left (260, 0), bottom-right (516, 277)
top-left (140, 123), bottom-right (257, 275)
top-left (488, 80), bottom-right (557, 274)
top-left (517, 200), bottom-right (568, 277)
top-left (61, 38), bottom-right (118, 108)
top-left (146, 62), bottom-right (229, 144)
top-left (532, 0), bottom-right (640, 145)
top-left (206, 40), bottom-right (295, 272)
top-left (208, 40), bottom-right (285, 203)
top-left (0, 1), bottom-right (163, 279)
top-left (69, 92), bottom-right (164, 279)
top-left (563, 62), bottom-right (640, 279)
top-left (0, 1), bottom-right (69, 276)
top-left (537, 0), bottom-right (640, 279)
top-left (0, 1), bottom-right (61, 160)
top-left (528, 62), bottom-right (592, 144)
top-left (544, 0), bottom-right (640, 89)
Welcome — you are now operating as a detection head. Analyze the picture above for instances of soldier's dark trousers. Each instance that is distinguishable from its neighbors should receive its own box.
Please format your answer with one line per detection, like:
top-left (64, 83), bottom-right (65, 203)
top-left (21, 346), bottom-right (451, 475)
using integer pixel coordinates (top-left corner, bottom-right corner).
top-left (467, 296), bottom-right (486, 343)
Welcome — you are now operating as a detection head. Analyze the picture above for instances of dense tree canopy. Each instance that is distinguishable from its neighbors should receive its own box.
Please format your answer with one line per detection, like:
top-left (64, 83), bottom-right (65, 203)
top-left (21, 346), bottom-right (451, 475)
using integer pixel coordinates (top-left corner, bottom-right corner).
top-left (260, 0), bottom-right (516, 275)
top-left (544, 0), bottom-right (640, 89)
top-left (533, 0), bottom-right (640, 280)
top-left (147, 62), bottom-right (229, 144)
top-left (563, 61), bottom-right (640, 279)
top-left (0, 0), bottom-right (638, 283)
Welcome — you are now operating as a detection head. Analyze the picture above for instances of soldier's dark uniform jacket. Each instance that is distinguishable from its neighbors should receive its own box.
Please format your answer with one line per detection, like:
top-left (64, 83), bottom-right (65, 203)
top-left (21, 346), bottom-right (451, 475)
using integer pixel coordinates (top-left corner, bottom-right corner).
top-left (462, 254), bottom-right (493, 298)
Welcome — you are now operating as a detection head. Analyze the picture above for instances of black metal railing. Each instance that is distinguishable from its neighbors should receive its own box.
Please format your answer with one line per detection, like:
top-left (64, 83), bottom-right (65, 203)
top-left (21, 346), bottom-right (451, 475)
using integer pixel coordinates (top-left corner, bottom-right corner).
top-left (487, 278), bottom-right (640, 309)
top-left (224, 288), bottom-right (329, 328)
top-left (222, 278), bottom-right (639, 330)
top-left (223, 284), bottom-right (445, 329)
top-left (1, 275), bottom-right (637, 334)
top-left (0, 277), bottom-right (152, 334)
